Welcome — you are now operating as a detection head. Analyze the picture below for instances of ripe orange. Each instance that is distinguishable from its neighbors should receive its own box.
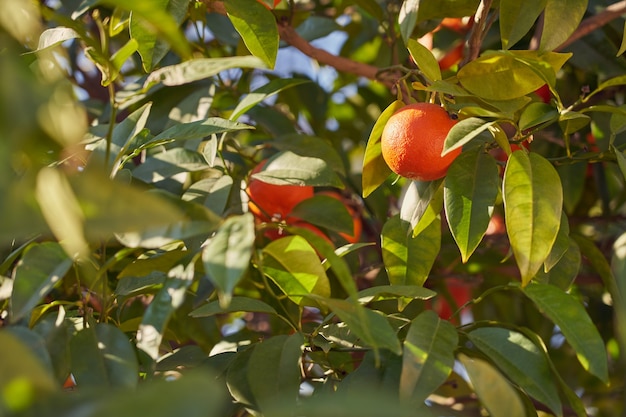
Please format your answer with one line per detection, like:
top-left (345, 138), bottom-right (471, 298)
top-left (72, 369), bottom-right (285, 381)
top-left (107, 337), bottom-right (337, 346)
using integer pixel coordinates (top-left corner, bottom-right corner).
top-left (438, 42), bottom-right (464, 71)
top-left (381, 103), bottom-right (461, 181)
top-left (247, 159), bottom-right (314, 221)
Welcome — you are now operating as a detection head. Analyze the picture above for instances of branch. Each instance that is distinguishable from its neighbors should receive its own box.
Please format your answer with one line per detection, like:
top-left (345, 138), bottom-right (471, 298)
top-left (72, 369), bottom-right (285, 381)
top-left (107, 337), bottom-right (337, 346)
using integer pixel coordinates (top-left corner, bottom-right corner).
top-left (203, 0), bottom-right (398, 86)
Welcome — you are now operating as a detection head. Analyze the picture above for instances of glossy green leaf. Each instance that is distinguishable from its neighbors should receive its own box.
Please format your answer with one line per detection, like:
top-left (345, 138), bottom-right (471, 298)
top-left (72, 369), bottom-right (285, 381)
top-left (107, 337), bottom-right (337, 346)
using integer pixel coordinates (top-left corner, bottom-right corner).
top-left (203, 213), bottom-right (255, 307)
top-left (137, 259), bottom-right (195, 359)
top-left (468, 327), bottom-right (562, 415)
top-left (503, 151), bottom-right (563, 285)
top-left (252, 151), bottom-right (342, 188)
top-left (149, 118), bottom-right (252, 148)
top-left (399, 179), bottom-right (443, 232)
top-left (70, 323), bottom-right (139, 388)
top-left (10, 242), bottom-right (72, 322)
top-left (356, 285), bottom-right (436, 305)
top-left (381, 215), bottom-right (441, 287)
top-left (248, 334), bottom-right (304, 414)
top-left (362, 100), bottom-right (402, 197)
top-left (290, 195), bottom-right (354, 235)
top-left (443, 117), bottom-right (495, 155)
top-left (536, 237), bottom-right (581, 291)
top-left (406, 39), bottom-right (441, 82)
top-left (225, 0), bottom-right (279, 68)
top-left (559, 111), bottom-right (591, 136)
top-left (130, 0), bottom-right (189, 71)
top-left (500, 0), bottom-right (547, 49)
top-left (312, 296), bottom-right (402, 355)
top-left (523, 282), bottom-right (609, 383)
top-left (190, 297), bottom-right (278, 317)
top-left (262, 235), bottom-right (331, 306)
top-left (230, 78), bottom-right (311, 121)
top-left (444, 148), bottom-right (500, 262)
top-left (519, 102), bottom-right (559, 131)
top-left (399, 311), bottom-right (458, 405)
top-left (104, 38), bottom-right (138, 86)
top-left (273, 134), bottom-right (347, 177)
top-left (458, 353), bottom-right (526, 417)
top-left (540, 0), bottom-right (588, 51)
top-left (145, 56), bottom-right (267, 87)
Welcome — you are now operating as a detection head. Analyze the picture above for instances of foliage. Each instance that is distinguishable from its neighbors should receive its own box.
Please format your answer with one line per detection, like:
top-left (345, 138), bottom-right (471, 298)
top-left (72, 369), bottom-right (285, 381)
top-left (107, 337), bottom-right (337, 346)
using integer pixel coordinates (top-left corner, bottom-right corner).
top-left (1, 0), bottom-right (626, 416)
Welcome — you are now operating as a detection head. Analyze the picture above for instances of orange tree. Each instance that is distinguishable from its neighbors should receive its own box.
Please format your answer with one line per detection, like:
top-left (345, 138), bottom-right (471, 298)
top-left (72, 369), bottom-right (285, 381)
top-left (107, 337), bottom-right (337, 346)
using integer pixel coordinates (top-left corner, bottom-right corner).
top-left (1, 0), bottom-right (626, 416)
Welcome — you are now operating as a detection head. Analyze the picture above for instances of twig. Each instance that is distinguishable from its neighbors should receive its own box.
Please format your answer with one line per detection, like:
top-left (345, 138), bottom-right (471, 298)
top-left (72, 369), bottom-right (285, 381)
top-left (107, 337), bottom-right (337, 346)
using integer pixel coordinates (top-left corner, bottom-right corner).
top-left (463, 0), bottom-right (493, 65)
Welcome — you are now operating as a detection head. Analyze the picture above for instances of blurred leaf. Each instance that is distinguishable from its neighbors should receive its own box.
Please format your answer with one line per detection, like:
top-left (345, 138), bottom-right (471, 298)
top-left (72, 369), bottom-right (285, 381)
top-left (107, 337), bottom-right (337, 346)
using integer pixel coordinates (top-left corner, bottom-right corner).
top-left (443, 117), bottom-right (495, 155)
top-left (225, 0), bottom-right (278, 68)
top-left (362, 100), bottom-right (402, 197)
top-left (190, 297), bottom-right (278, 317)
top-left (584, 74), bottom-right (626, 103)
top-left (132, 148), bottom-right (210, 185)
top-left (381, 215), bottom-right (440, 287)
top-left (251, 151), bottom-right (343, 188)
top-left (203, 213), bottom-right (255, 307)
top-left (357, 285), bottom-right (436, 304)
top-left (407, 39), bottom-right (441, 82)
top-left (290, 195), bottom-right (354, 235)
top-left (115, 271), bottom-right (167, 297)
top-left (540, 0), bottom-right (587, 51)
top-left (32, 312), bottom-right (72, 382)
top-left (458, 353), bottom-right (526, 417)
top-left (230, 78), bottom-right (310, 121)
top-left (468, 327), bottom-right (562, 415)
top-left (399, 311), bottom-right (458, 406)
top-left (183, 175), bottom-right (233, 215)
top-left (398, 0), bottom-right (420, 42)
top-left (500, 0), bottom-right (547, 49)
top-left (503, 151), bottom-right (563, 285)
top-left (145, 56), bottom-right (266, 87)
top-left (444, 148), bottom-right (500, 262)
top-left (262, 235), bottom-right (331, 306)
top-left (130, 0), bottom-right (190, 71)
top-left (522, 282), bottom-right (609, 383)
top-left (611, 233), bottom-right (626, 368)
top-left (10, 242), bottom-right (72, 323)
top-left (34, 27), bottom-right (79, 53)
top-left (248, 334), bottom-right (304, 414)
top-left (137, 258), bottom-right (195, 359)
top-left (70, 323), bottom-right (139, 388)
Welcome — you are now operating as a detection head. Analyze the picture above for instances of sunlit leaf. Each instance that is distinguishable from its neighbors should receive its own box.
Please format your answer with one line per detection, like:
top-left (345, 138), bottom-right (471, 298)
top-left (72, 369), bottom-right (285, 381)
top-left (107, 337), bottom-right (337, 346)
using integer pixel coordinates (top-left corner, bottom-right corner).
top-left (445, 148), bottom-right (500, 262)
top-left (251, 151), bottom-right (343, 188)
top-left (443, 117), bottom-right (495, 155)
top-left (230, 79), bottom-right (310, 121)
top-left (503, 151), bottom-right (563, 285)
top-left (399, 311), bottom-right (457, 406)
top-left (406, 39), bottom-right (441, 82)
top-left (523, 282), bottom-right (609, 383)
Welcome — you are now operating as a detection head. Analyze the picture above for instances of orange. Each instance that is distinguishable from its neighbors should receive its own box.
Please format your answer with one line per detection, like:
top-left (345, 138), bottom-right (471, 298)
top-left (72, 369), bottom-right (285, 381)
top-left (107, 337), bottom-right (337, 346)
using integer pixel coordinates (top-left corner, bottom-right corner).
top-left (381, 103), bottom-right (461, 181)
top-left (438, 42), bottom-right (464, 71)
top-left (317, 191), bottom-right (362, 244)
top-left (247, 159), bottom-right (314, 221)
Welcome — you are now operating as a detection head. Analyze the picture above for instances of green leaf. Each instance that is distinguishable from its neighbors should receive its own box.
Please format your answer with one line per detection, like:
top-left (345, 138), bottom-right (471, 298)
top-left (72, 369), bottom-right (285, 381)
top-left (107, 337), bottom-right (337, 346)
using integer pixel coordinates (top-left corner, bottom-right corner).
top-left (611, 232), bottom-right (626, 366)
top-left (145, 56), bottom-right (267, 87)
top-left (584, 75), bottom-right (626, 103)
top-left (559, 111), bottom-right (591, 136)
top-left (137, 258), bottom-right (195, 359)
top-left (273, 134), bottom-right (347, 178)
top-left (398, 0), bottom-right (419, 42)
top-left (468, 327), bottom-right (562, 416)
top-left (32, 313), bottom-right (72, 382)
top-left (251, 151), bottom-right (343, 188)
top-left (399, 311), bottom-right (458, 405)
top-left (312, 296), bottom-right (402, 355)
top-left (540, 0), bottom-right (588, 52)
top-left (248, 334), bottom-right (304, 414)
top-left (70, 323), bottom-right (139, 388)
top-left (190, 297), bottom-right (278, 317)
top-left (519, 102), bottom-right (559, 131)
top-left (183, 175), bottom-right (233, 216)
top-left (399, 179), bottom-right (443, 232)
top-left (148, 118), bottom-right (253, 148)
top-left (130, 0), bottom-right (190, 71)
top-left (10, 242), bottom-right (73, 322)
top-left (544, 212), bottom-right (570, 272)
top-left (522, 282), bottom-right (609, 383)
top-left (444, 148), bottom-right (500, 262)
top-left (406, 39), bottom-right (441, 82)
top-left (536, 237), bottom-right (581, 291)
top-left (131, 148), bottom-right (209, 185)
top-left (503, 151), bottom-right (563, 285)
top-left (262, 235), bottom-right (331, 306)
top-left (230, 78), bottom-right (311, 121)
top-left (556, 161), bottom-right (586, 214)
top-left (34, 27), bottom-right (79, 53)
top-left (617, 20), bottom-right (626, 57)
top-left (443, 117), bottom-right (495, 155)
top-left (290, 195), bottom-right (354, 235)
top-left (381, 215), bottom-right (440, 287)
top-left (356, 285), bottom-right (436, 305)
top-left (362, 100), bottom-right (403, 197)
top-left (458, 353), bottom-right (526, 417)
top-left (225, 0), bottom-right (279, 68)
top-left (202, 213), bottom-right (255, 307)
top-left (500, 0), bottom-right (547, 49)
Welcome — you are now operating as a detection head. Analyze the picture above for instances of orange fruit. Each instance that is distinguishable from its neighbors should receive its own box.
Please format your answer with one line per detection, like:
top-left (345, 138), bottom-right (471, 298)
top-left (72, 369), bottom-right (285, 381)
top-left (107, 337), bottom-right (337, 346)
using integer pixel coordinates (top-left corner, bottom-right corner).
top-left (247, 159), bottom-right (314, 221)
top-left (381, 103), bottom-right (461, 181)
top-left (438, 42), bottom-right (464, 71)
top-left (317, 191), bottom-right (362, 244)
